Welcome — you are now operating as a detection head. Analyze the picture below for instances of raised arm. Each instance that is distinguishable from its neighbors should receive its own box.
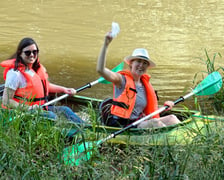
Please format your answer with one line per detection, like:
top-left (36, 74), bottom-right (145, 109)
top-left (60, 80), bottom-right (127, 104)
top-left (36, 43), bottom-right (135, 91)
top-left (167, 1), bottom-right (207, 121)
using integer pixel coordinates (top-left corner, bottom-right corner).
top-left (97, 32), bottom-right (122, 87)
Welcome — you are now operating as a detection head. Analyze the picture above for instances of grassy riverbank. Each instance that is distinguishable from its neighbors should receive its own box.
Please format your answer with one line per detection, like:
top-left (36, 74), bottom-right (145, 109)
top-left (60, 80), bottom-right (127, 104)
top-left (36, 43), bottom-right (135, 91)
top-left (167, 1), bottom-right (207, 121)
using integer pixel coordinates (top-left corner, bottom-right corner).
top-left (1, 109), bottom-right (224, 179)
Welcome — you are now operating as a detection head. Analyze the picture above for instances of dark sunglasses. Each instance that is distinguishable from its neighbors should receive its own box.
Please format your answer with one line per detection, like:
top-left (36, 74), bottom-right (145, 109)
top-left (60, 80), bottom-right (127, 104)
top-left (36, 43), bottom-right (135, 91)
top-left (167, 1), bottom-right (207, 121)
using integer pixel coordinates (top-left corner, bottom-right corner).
top-left (23, 50), bottom-right (39, 56)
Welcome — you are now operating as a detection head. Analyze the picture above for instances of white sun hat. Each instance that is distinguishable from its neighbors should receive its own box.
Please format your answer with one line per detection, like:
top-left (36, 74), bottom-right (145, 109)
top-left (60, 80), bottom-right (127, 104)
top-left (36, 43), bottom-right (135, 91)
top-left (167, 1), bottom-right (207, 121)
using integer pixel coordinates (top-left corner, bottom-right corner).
top-left (124, 48), bottom-right (156, 68)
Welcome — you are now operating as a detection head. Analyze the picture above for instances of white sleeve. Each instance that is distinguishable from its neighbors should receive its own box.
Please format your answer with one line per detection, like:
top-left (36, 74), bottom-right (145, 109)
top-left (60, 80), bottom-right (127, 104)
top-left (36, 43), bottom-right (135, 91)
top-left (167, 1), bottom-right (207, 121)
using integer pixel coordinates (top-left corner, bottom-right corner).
top-left (5, 70), bottom-right (26, 90)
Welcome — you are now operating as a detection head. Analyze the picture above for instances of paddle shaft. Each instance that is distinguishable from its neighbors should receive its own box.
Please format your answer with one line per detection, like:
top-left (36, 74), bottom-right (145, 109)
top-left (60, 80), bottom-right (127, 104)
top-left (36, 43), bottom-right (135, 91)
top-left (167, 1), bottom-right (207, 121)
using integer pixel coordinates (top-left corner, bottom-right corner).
top-left (42, 80), bottom-right (99, 107)
top-left (97, 92), bottom-right (194, 144)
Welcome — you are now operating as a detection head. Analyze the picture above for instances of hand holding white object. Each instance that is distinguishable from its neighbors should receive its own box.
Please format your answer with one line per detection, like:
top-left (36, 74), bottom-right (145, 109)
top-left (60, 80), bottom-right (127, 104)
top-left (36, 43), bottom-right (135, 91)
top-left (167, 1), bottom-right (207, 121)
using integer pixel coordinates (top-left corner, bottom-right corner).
top-left (110, 22), bottom-right (120, 38)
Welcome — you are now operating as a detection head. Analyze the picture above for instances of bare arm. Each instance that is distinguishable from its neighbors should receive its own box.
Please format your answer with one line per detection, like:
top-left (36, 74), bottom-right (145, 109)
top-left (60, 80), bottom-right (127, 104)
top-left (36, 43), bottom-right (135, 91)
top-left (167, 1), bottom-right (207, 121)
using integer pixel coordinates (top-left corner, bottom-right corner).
top-left (97, 32), bottom-right (122, 87)
top-left (49, 83), bottom-right (76, 95)
top-left (2, 87), bottom-right (19, 108)
top-left (2, 87), bottom-right (39, 110)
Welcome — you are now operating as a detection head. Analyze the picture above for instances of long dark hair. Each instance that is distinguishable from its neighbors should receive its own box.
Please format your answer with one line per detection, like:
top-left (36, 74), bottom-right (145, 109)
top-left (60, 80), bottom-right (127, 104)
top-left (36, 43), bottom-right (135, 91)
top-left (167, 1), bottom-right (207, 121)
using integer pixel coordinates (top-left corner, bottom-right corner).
top-left (12, 37), bottom-right (40, 72)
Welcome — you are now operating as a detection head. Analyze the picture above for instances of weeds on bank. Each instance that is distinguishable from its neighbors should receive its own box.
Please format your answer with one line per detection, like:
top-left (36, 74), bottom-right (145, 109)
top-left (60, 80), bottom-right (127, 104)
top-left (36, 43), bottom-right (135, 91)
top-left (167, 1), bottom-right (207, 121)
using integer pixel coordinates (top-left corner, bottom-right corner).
top-left (1, 105), bottom-right (224, 179)
top-left (193, 49), bottom-right (224, 114)
top-left (0, 108), bottom-right (88, 178)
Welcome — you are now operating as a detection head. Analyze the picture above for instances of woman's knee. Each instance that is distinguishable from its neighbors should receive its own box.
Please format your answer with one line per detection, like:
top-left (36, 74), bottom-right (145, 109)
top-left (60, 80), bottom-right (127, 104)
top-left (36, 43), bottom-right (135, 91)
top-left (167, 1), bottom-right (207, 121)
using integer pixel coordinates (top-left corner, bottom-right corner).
top-left (41, 111), bottom-right (58, 120)
top-left (138, 119), bottom-right (166, 128)
top-left (168, 114), bottom-right (180, 123)
top-left (57, 106), bottom-right (72, 112)
top-left (160, 114), bottom-right (180, 126)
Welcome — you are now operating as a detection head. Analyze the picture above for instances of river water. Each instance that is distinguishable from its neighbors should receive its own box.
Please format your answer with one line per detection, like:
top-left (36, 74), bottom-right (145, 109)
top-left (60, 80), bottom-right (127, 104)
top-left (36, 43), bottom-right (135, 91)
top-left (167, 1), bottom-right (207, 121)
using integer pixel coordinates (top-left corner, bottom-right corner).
top-left (0, 0), bottom-right (224, 106)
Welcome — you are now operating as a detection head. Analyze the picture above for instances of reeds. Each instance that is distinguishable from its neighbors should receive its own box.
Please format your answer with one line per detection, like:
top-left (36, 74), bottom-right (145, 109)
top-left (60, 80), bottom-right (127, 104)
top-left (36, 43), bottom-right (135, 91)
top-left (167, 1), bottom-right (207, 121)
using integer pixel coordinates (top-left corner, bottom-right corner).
top-left (1, 106), bottom-right (224, 179)
top-left (193, 49), bottom-right (224, 114)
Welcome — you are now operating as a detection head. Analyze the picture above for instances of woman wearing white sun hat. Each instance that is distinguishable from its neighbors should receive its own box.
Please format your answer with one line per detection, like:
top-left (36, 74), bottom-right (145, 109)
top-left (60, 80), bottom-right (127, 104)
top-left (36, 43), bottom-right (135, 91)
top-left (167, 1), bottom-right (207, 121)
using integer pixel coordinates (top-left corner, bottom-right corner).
top-left (97, 31), bottom-right (180, 128)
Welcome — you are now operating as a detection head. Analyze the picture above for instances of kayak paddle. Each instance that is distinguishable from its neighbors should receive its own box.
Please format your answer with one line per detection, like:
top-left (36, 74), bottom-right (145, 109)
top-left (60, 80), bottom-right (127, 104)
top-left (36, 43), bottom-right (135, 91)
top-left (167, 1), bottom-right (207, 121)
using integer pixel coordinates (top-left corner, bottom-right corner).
top-left (42, 62), bottom-right (124, 107)
top-left (62, 71), bottom-right (222, 166)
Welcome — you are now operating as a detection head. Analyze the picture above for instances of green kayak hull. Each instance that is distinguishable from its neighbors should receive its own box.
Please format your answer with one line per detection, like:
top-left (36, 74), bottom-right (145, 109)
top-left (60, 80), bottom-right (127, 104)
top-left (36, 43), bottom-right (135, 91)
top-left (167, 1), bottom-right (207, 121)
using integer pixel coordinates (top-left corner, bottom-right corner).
top-left (97, 115), bottom-right (224, 146)
top-left (61, 96), bottom-right (224, 146)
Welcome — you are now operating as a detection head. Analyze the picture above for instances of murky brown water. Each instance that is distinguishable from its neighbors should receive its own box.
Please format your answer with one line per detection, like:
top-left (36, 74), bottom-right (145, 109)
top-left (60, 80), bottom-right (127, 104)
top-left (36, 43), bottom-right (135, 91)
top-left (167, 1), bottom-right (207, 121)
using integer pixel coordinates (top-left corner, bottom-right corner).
top-left (0, 0), bottom-right (224, 106)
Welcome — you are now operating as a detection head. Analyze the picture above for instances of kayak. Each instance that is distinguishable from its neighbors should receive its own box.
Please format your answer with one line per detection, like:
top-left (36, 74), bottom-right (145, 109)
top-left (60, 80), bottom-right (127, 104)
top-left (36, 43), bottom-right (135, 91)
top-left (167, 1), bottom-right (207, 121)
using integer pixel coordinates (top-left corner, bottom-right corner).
top-left (1, 84), bottom-right (224, 146)
top-left (61, 95), bottom-right (224, 146)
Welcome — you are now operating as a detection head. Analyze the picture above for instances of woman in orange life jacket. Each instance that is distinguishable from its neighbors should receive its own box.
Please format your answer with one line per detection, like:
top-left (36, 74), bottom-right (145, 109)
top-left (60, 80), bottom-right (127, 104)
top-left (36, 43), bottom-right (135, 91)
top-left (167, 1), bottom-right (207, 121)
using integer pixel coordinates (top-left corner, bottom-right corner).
top-left (97, 32), bottom-right (181, 128)
top-left (1, 37), bottom-right (84, 124)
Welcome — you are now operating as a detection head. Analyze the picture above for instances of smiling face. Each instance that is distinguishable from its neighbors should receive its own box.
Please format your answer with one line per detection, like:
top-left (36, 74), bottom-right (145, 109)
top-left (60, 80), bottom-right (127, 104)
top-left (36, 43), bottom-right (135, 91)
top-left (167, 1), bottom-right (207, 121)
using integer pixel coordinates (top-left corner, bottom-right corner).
top-left (130, 59), bottom-right (150, 76)
top-left (20, 44), bottom-right (38, 66)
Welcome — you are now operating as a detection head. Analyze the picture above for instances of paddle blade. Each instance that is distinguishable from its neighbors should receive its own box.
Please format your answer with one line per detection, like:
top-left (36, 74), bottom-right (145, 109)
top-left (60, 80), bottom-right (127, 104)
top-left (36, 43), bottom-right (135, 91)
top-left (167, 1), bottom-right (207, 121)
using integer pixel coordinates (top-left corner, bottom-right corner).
top-left (193, 71), bottom-right (222, 96)
top-left (62, 141), bottom-right (98, 166)
top-left (98, 62), bottom-right (124, 84)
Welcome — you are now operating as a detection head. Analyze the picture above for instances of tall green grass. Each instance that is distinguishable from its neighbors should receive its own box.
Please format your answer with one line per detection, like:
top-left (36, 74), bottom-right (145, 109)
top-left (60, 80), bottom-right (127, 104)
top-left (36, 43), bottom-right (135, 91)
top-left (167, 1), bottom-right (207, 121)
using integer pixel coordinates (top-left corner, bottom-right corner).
top-left (193, 49), bottom-right (224, 114)
top-left (1, 106), bottom-right (224, 179)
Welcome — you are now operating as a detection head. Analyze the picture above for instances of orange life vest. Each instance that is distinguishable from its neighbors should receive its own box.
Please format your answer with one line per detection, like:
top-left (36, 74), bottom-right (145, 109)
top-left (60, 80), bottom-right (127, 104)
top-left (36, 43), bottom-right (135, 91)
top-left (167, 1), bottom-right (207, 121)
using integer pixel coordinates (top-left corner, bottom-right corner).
top-left (111, 70), bottom-right (160, 119)
top-left (0, 59), bottom-right (49, 107)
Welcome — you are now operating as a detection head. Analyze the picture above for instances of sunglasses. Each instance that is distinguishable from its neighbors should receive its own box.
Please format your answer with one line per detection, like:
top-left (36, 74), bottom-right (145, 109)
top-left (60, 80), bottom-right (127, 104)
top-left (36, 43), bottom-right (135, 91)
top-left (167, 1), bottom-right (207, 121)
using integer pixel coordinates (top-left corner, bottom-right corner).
top-left (23, 50), bottom-right (39, 57)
